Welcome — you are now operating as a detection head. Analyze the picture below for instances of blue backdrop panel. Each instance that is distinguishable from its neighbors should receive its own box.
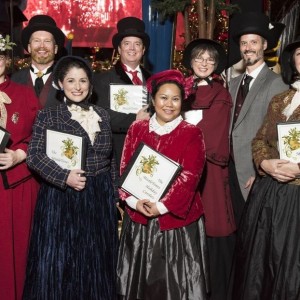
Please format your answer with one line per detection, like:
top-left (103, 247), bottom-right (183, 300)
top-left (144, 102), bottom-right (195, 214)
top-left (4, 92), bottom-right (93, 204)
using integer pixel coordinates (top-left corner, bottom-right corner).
top-left (142, 0), bottom-right (174, 73)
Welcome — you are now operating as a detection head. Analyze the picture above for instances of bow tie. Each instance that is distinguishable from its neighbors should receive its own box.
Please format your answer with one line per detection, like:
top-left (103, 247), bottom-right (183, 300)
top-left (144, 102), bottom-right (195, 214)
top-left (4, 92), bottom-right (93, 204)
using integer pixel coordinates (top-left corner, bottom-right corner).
top-left (65, 98), bottom-right (91, 110)
top-left (30, 65), bottom-right (53, 78)
top-left (30, 65), bottom-right (54, 97)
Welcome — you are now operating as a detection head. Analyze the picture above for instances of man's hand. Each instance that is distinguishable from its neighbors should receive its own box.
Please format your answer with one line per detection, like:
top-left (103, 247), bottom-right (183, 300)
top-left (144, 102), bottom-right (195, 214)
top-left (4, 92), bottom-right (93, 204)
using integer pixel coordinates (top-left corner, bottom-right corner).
top-left (136, 105), bottom-right (150, 120)
top-left (244, 175), bottom-right (255, 190)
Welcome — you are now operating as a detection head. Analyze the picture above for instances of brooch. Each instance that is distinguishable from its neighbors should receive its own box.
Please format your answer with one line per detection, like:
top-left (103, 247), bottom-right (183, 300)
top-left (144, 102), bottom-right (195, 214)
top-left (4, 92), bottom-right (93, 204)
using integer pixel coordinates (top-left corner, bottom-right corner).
top-left (11, 112), bottom-right (19, 124)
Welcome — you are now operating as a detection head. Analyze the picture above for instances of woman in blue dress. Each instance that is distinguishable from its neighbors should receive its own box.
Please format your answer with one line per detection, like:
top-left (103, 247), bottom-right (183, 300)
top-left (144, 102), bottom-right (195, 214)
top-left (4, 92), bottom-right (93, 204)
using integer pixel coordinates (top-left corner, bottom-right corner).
top-left (23, 56), bottom-right (118, 299)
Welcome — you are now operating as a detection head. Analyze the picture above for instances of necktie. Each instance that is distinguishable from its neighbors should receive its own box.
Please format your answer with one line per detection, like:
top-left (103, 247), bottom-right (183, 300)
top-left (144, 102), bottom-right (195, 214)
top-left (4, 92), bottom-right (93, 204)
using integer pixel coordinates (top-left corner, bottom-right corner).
top-left (30, 66), bottom-right (53, 97)
top-left (127, 70), bottom-right (143, 85)
top-left (232, 75), bottom-right (253, 127)
top-left (122, 64), bottom-right (143, 85)
top-left (241, 74), bottom-right (253, 98)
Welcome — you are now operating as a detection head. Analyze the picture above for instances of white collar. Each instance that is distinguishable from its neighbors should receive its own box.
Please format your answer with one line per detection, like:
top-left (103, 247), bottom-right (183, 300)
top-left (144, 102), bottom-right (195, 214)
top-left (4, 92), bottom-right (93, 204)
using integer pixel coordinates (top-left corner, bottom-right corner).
top-left (149, 113), bottom-right (183, 135)
top-left (246, 62), bottom-right (266, 80)
top-left (292, 81), bottom-right (300, 92)
top-left (123, 63), bottom-right (141, 73)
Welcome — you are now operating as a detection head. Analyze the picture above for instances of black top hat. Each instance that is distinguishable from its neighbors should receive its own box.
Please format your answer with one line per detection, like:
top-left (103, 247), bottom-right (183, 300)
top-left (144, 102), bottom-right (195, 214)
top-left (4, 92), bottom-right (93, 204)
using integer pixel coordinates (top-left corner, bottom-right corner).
top-left (182, 39), bottom-right (227, 74)
top-left (112, 17), bottom-right (150, 50)
top-left (280, 39), bottom-right (300, 84)
top-left (231, 12), bottom-right (284, 50)
top-left (21, 15), bottom-right (65, 51)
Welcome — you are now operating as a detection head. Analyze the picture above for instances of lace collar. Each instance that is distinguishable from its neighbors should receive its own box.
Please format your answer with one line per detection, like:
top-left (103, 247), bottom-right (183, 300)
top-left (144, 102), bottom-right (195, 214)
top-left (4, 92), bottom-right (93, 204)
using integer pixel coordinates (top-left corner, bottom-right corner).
top-left (149, 113), bottom-right (183, 135)
top-left (68, 105), bottom-right (101, 144)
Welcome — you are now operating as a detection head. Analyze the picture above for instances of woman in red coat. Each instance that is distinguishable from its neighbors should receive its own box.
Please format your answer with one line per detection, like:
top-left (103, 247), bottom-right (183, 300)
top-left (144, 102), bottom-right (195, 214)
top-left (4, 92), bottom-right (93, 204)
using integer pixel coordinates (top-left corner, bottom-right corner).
top-left (117, 70), bottom-right (209, 299)
top-left (182, 39), bottom-right (236, 300)
top-left (0, 35), bottom-right (40, 300)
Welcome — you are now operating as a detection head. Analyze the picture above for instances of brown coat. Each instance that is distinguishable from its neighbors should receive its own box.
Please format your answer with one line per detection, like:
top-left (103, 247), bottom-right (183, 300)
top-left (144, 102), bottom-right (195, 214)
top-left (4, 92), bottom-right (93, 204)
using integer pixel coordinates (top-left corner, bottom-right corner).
top-left (252, 88), bottom-right (300, 185)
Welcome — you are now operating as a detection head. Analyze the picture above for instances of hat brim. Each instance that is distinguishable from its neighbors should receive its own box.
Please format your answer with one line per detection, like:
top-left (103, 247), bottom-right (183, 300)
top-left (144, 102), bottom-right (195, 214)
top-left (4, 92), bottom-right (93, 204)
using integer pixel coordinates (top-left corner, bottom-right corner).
top-left (112, 31), bottom-right (150, 50)
top-left (182, 39), bottom-right (227, 74)
top-left (21, 24), bottom-right (65, 51)
top-left (232, 27), bottom-right (272, 48)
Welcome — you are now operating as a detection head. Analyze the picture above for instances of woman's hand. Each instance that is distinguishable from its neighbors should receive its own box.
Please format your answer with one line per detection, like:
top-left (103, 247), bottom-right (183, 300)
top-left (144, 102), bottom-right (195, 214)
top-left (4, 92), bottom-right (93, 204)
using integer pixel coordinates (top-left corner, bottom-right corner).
top-left (260, 159), bottom-right (296, 182)
top-left (143, 201), bottom-right (161, 217)
top-left (136, 199), bottom-right (154, 217)
top-left (66, 169), bottom-right (86, 191)
top-left (0, 148), bottom-right (26, 170)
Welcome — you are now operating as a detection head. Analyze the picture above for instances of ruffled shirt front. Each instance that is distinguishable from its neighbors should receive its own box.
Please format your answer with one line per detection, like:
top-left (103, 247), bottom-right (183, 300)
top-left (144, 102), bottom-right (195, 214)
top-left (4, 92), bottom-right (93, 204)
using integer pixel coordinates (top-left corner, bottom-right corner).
top-left (67, 104), bottom-right (101, 145)
top-left (126, 114), bottom-right (184, 214)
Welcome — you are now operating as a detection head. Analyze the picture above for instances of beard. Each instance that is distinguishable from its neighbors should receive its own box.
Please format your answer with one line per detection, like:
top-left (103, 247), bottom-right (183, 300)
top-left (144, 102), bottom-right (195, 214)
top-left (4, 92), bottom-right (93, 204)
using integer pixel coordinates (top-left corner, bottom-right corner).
top-left (242, 49), bottom-right (264, 66)
top-left (30, 48), bottom-right (56, 65)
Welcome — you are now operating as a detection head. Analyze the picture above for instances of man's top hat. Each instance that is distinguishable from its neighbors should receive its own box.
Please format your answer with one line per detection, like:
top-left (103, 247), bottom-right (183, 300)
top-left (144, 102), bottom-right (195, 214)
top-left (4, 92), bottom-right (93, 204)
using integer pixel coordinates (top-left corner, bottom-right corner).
top-left (280, 39), bottom-right (300, 84)
top-left (231, 12), bottom-right (284, 50)
top-left (21, 15), bottom-right (65, 51)
top-left (112, 17), bottom-right (150, 50)
top-left (182, 39), bottom-right (227, 74)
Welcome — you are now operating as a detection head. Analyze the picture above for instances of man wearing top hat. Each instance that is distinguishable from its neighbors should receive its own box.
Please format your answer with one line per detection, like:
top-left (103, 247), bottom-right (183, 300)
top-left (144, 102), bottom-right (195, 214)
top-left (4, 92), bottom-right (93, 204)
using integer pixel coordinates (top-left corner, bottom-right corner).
top-left (228, 12), bottom-right (288, 225)
top-left (11, 15), bottom-right (65, 108)
top-left (93, 16), bottom-right (151, 171)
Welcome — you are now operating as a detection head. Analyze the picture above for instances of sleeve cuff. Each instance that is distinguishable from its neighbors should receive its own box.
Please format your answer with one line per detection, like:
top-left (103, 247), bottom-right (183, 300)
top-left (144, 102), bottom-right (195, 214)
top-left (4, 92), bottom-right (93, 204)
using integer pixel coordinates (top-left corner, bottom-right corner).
top-left (125, 195), bottom-right (138, 210)
top-left (156, 202), bottom-right (169, 215)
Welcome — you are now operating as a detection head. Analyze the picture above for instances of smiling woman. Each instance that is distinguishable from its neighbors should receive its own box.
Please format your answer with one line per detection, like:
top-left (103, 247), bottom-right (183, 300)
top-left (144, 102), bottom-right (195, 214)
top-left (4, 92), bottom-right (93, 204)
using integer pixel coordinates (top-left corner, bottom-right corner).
top-left (117, 69), bottom-right (209, 300)
top-left (22, 56), bottom-right (119, 300)
top-left (182, 38), bottom-right (235, 300)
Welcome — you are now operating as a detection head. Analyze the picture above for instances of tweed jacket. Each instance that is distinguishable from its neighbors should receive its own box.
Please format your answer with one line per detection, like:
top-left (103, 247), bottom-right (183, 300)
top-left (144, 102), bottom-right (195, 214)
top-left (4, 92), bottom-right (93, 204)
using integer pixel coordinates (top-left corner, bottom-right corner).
top-left (252, 88), bottom-right (300, 185)
top-left (92, 60), bottom-right (151, 168)
top-left (119, 119), bottom-right (206, 231)
top-left (11, 67), bottom-right (60, 108)
top-left (26, 103), bottom-right (118, 193)
top-left (229, 64), bottom-right (288, 199)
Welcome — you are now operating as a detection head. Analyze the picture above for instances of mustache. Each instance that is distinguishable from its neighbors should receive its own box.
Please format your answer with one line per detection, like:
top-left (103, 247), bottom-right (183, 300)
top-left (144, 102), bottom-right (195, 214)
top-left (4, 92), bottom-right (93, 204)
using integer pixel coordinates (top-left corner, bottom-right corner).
top-left (243, 50), bottom-right (256, 55)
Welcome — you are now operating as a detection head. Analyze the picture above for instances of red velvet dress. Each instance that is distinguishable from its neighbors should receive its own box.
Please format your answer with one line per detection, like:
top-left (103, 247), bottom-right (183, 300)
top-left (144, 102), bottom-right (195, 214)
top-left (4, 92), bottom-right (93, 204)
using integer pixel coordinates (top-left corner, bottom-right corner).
top-left (0, 77), bottom-right (40, 300)
top-left (117, 118), bottom-right (209, 300)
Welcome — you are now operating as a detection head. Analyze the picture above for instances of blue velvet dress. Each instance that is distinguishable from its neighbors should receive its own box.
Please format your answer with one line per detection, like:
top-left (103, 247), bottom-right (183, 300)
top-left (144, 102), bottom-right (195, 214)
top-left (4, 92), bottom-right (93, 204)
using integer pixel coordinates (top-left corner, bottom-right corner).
top-left (22, 104), bottom-right (118, 300)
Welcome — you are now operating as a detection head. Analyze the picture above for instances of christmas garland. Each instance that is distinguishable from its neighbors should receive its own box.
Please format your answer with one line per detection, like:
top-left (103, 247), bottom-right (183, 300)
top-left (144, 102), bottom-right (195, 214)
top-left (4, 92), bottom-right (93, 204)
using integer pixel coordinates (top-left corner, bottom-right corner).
top-left (151, 0), bottom-right (239, 21)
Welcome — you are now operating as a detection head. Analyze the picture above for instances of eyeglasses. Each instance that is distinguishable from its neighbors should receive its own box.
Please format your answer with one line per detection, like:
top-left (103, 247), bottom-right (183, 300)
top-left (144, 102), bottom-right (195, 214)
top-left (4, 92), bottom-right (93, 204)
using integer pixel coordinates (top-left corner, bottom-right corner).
top-left (193, 57), bottom-right (216, 65)
top-left (0, 55), bottom-right (6, 61)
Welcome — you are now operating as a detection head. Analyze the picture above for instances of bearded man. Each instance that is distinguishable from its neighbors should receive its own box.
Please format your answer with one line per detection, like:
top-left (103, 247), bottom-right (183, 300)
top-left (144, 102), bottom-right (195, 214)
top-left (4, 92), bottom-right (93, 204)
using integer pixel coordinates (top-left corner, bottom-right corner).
top-left (11, 15), bottom-right (65, 107)
top-left (228, 12), bottom-right (287, 226)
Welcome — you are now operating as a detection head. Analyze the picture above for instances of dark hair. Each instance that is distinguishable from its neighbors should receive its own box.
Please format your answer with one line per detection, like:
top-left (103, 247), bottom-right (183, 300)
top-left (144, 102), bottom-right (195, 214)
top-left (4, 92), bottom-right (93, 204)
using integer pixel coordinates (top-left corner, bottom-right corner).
top-left (52, 56), bottom-right (93, 102)
top-left (53, 57), bottom-right (93, 87)
top-left (280, 40), bottom-right (300, 84)
top-left (290, 50), bottom-right (300, 82)
top-left (148, 80), bottom-right (184, 114)
top-left (190, 44), bottom-right (219, 68)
